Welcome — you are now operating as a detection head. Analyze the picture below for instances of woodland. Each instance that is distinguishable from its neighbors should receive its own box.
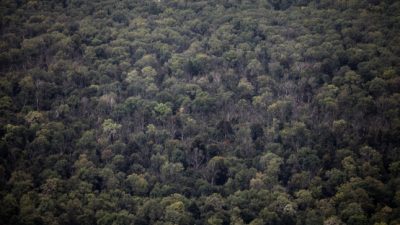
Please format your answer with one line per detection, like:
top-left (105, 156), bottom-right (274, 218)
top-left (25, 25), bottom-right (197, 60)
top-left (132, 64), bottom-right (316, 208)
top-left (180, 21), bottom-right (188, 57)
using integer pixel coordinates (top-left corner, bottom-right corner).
top-left (0, 0), bottom-right (400, 224)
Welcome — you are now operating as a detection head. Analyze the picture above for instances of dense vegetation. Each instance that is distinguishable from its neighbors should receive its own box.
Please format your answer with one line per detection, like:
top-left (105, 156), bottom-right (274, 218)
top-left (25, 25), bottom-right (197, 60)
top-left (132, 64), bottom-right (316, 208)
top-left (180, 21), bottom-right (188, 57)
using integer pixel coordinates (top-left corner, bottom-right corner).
top-left (1, 0), bottom-right (400, 224)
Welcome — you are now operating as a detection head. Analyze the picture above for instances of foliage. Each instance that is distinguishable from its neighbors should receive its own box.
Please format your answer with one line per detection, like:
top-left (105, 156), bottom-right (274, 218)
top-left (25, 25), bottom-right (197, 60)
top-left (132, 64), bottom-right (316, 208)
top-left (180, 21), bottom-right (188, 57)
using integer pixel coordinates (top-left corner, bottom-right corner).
top-left (0, 0), bottom-right (399, 224)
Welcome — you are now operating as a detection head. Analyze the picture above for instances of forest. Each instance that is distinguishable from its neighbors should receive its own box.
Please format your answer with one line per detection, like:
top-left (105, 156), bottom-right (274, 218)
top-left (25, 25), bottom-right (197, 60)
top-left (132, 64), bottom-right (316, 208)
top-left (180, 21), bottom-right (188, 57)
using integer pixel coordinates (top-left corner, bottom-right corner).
top-left (0, 0), bottom-right (400, 224)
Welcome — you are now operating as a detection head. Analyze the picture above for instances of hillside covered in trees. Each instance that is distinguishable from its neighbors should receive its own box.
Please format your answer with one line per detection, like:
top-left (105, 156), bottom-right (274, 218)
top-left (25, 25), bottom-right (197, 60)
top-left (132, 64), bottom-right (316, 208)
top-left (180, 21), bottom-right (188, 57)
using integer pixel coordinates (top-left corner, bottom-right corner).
top-left (1, 0), bottom-right (400, 224)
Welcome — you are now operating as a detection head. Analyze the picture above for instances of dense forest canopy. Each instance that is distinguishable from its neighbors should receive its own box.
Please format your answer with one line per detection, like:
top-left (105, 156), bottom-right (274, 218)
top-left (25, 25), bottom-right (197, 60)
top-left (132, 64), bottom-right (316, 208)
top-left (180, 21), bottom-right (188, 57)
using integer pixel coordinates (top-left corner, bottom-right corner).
top-left (0, 0), bottom-right (400, 224)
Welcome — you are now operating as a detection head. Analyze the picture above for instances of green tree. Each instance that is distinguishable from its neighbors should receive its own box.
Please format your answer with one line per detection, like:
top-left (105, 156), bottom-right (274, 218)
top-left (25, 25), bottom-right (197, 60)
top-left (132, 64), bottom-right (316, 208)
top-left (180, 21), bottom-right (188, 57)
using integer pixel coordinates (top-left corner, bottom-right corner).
top-left (102, 119), bottom-right (122, 143)
top-left (126, 173), bottom-right (149, 195)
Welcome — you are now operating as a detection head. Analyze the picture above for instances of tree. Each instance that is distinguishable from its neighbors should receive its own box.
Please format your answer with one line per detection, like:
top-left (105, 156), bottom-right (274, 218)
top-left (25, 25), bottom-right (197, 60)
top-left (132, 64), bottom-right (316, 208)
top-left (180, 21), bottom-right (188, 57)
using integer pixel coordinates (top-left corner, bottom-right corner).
top-left (297, 147), bottom-right (320, 172)
top-left (191, 91), bottom-right (216, 114)
top-left (164, 201), bottom-right (192, 225)
top-left (102, 119), bottom-right (122, 143)
top-left (237, 78), bottom-right (255, 99)
top-left (153, 103), bottom-right (172, 121)
top-left (339, 202), bottom-right (367, 225)
top-left (8, 171), bottom-right (34, 199)
top-left (267, 100), bottom-right (292, 122)
top-left (206, 157), bottom-right (229, 185)
top-left (161, 161), bottom-right (184, 182)
top-left (324, 216), bottom-right (345, 225)
top-left (259, 152), bottom-right (283, 186)
top-left (126, 173), bottom-right (148, 195)
top-left (246, 59), bottom-right (264, 78)
top-left (0, 194), bottom-right (19, 225)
